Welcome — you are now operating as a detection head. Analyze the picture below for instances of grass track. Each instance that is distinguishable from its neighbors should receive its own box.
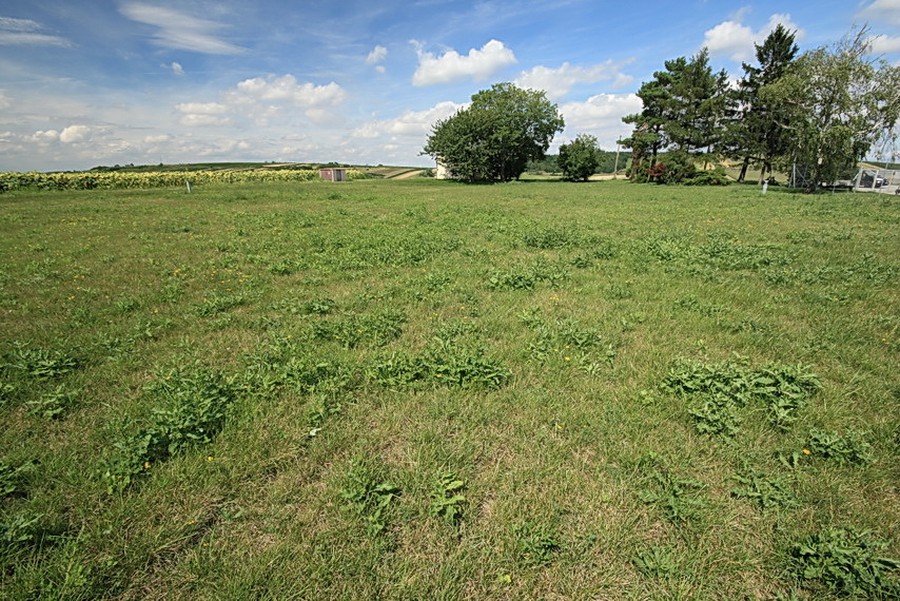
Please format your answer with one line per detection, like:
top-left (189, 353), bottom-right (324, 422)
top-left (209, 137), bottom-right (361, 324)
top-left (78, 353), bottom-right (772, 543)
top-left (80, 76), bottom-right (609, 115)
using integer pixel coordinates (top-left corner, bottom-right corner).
top-left (0, 179), bottom-right (898, 599)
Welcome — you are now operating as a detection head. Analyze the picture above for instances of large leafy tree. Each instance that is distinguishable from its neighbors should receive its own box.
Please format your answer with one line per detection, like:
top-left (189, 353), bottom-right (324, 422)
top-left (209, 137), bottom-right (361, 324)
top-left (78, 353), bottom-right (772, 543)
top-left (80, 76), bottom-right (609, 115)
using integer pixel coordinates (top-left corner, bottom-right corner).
top-left (726, 24), bottom-right (799, 183)
top-left (424, 83), bottom-right (564, 182)
top-left (762, 30), bottom-right (900, 192)
top-left (558, 134), bottom-right (600, 181)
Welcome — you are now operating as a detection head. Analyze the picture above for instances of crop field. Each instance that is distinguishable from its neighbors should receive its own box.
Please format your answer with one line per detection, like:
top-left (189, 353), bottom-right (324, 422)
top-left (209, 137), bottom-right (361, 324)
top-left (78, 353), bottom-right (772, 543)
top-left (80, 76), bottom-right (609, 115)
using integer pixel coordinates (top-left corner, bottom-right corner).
top-left (0, 179), bottom-right (898, 599)
top-left (0, 168), bottom-right (366, 193)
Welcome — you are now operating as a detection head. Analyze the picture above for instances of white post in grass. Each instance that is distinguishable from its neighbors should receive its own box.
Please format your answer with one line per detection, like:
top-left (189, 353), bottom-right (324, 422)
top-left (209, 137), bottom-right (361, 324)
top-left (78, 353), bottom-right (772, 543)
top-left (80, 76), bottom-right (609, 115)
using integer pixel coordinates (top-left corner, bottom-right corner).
top-left (613, 144), bottom-right (620, 179)
top-left (186, 180), bottom-right (192, 193)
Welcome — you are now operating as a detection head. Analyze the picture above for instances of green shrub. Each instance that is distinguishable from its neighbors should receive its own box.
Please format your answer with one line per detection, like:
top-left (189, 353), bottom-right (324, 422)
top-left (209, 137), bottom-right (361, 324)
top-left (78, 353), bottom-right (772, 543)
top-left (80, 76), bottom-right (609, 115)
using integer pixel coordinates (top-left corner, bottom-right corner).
top-left (26, 385), bottom-right (79, 419)
top-left (3, 344), bottom-right (80, 380)
top-left (0, 460), bottom-right (36, 499)
top-left (429, 472), bottom-right (467, 525)
top-left (340, 460), bottom-right (400, 536)
top-left (368, 338), bottom-right (510, 390)
top-left (731, 466), bottom-right (796, 510)
top-left (102, 368), bottom-right (238, 492)
top-left (514, 520), bottom-right (561, 566)
top-left (664, 359), bottom-right (821, 435)
top-left (788, 527), bottom-right (899, 597)
top-left (652, 151), bottom-right (698, 184)
top-left (685, 166), bottom-right (731, 186)
top-left (633, 546), bottom-right (677, 578)
top-left (637, 454), bottom-right (708, 523)
top-left (805, 429), bottom-right (873, 465)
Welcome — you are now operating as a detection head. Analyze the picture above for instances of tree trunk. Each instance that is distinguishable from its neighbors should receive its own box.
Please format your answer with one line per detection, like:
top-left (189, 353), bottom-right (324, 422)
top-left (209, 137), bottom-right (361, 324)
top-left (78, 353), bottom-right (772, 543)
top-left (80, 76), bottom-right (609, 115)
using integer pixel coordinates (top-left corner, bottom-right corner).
top-left (806, 162), bottom-right (820, 193)
top-left (737, 157), bottom-right (749, 182)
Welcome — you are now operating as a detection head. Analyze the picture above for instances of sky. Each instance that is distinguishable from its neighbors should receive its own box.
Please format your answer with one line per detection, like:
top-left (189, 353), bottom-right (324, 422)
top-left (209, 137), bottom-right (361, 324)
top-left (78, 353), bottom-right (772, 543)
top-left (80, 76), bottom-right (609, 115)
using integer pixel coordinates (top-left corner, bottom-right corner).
top-left (0, 0), bottom-right (898, 172)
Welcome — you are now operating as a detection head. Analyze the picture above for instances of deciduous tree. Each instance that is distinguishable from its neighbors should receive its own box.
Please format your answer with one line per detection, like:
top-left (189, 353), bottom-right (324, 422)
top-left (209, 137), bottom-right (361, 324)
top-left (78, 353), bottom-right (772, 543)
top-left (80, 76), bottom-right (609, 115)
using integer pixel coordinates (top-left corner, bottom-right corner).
top-left (558, 134), bottom-right (600, 181)
top-left (424, 83), bottom-right (564, 182)
top-left (762, 29), bottom-right (900, 192)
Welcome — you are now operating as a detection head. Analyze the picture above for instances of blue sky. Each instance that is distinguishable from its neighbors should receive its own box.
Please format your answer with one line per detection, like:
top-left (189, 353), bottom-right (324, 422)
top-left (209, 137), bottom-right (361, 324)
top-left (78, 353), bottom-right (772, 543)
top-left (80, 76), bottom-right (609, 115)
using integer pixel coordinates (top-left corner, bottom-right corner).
top-left (0, 0), bottom-right (898, 171)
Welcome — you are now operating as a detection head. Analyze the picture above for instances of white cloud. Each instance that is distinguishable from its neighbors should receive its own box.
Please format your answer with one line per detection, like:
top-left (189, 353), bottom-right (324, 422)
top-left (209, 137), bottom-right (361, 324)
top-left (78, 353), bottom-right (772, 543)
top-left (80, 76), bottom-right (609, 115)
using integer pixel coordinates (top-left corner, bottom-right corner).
top-left (412, 39), bottom-right (517, 86)
top-left (120, 2), bottom-right (244, 55)
top-left (613, 72), bottom-right (633, 88)
top-left (765, 14), bottom-right (804, 39)
top-left (59, 125), bottom-right (91, 144)
top-left (175, 101), bottom-right (230, 127)
top-left (514, 60), bottom-right (634, 99)
top-left (703, 20), bottom-right (755, 61)
top-left (230, 75), bottom-right (346, 107)
top-left (176, 102), bottom-right (228, 114)
top-left (703, 13), bottom-right (805, 62)
top-left (366, 45), bottom-right (388, 64)
top-left (31, 129), bottom-right (60, 143)
top-left (172, 75), bottom-right (347, 128)
top-left (0, 17), bottom-right (41, 31)
top-left (178, 114), bottom-right (230, 127)
top-left (0, 32), bottom-right (72, 46)
top-left (0, 16), bottom-right (71, 47)
top-left (352, 101), bottom-right (464, 139)
top-left (857, 0), bottom-right (900, 27)
top-left (169, 62), bottom-right (185, 76)
top-left (870, 34), bottom-right (900, 53)
top-left (558, 93), bottom-right (642, 150)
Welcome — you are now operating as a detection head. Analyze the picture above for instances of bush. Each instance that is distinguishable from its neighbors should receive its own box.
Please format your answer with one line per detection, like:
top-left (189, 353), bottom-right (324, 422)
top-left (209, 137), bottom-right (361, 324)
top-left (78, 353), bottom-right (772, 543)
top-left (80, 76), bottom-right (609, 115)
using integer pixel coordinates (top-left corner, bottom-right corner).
top-left (558, 134), bottom-right (600, 181)
top-left (685, 166), bottom-right (731, 186)
top-left (653, 151), bottom-right (698, 184)
top-left (788, 527), bottom-right (899, 597)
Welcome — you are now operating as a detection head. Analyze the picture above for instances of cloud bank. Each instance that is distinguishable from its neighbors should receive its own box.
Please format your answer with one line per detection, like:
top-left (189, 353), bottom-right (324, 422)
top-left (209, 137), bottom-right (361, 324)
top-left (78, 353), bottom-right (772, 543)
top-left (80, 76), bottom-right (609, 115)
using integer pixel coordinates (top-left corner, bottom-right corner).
top-left (412, 39), bottom-right (516, 86)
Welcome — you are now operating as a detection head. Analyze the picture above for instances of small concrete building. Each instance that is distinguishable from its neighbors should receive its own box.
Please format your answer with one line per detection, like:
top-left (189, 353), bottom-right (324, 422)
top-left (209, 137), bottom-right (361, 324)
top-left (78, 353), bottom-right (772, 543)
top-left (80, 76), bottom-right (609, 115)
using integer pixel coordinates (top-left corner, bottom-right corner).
top-left (435, 160), bottom-right (451, 180)
top-left (319, 168), bottom-right (347, 182)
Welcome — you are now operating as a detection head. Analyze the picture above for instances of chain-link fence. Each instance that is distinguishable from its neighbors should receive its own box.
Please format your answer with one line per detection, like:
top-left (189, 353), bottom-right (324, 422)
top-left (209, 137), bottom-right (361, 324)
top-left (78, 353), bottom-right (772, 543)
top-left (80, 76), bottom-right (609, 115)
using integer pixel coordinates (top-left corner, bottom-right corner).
top-left (854, 168), bottom-right (900, 195)
top-left (788, 165), bottom-right (900, 194)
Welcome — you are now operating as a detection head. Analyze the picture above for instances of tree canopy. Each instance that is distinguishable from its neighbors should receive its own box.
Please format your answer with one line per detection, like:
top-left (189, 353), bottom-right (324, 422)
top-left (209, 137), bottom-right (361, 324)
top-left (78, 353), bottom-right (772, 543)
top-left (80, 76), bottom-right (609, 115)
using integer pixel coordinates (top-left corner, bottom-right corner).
top-left (619, 49), bottom-right (729, 182)
top-left (621, 27), bottom-right (900, 192)
top-left (558, 134), bottom-right (600, 181)
top-left (763, 30), bottom-right (900, 192)
top-left (424, 83), bottom-right (564, 182)
top-left (725, 24), bottom-right (799, 183)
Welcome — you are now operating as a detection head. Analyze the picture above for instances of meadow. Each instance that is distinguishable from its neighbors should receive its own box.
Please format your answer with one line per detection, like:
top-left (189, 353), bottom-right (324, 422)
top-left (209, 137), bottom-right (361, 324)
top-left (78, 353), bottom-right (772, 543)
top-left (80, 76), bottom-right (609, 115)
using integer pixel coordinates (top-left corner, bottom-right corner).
top-left (0, 178), bottom-right (897, 599)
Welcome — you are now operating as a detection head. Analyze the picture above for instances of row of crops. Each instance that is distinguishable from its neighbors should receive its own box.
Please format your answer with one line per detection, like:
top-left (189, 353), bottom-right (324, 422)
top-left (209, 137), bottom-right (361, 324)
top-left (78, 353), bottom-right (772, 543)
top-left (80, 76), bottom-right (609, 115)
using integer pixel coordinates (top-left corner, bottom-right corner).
top-left (0, 168), bottom-right (365, 192)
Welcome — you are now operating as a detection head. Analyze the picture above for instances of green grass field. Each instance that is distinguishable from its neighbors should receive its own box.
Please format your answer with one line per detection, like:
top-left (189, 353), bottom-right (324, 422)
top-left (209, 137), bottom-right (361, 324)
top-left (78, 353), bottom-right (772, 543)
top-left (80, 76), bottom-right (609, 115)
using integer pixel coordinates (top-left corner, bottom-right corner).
top-left (1, 179), bottom-right (898, 599)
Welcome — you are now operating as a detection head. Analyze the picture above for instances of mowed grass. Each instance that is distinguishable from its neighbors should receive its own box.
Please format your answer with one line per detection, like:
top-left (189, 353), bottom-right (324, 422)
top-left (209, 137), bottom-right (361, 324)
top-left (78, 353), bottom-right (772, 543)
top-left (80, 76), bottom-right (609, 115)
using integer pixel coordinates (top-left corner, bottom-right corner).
top-left (1, 179), bottom-right (898, 599)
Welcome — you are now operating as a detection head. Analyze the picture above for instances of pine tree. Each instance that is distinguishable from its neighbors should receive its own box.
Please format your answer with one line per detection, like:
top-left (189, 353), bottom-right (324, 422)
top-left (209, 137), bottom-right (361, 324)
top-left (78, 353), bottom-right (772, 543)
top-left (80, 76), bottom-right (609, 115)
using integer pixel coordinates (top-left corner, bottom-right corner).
top-left (727, 24), bottom-right (799, 183)
top-left (620, 49), bottom-right (730, 181)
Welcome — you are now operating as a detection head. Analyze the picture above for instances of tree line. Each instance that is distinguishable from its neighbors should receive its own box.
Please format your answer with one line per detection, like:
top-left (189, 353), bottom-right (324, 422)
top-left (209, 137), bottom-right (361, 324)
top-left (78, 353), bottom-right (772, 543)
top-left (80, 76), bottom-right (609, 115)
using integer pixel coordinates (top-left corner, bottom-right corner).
top-left (620, 26), bottom-right (900, 192)
top-left (423, 27), bottom-right (898, 191)
top-left (421, 85), bottom-right (628, 183)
